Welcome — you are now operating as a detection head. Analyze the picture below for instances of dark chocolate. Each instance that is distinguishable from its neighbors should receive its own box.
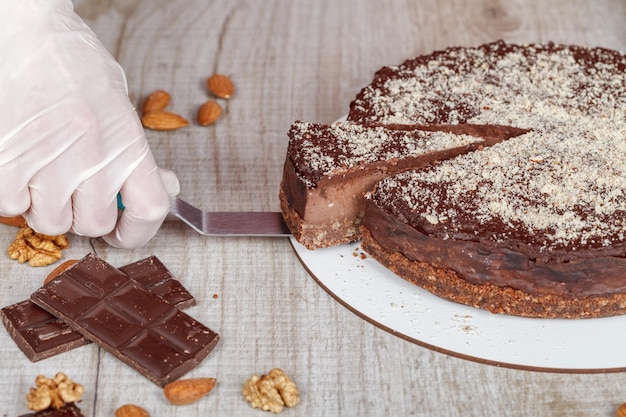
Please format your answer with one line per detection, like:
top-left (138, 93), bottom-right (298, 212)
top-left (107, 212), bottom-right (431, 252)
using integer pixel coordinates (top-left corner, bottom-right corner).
top-left (0, 300), bottom-right (89, 362)
top-left (18, 403), bottom-right (84, 417)
top-left (30, 254), bottom-right (219, 387)
top-left (1, 256), bottom-right (195, 362)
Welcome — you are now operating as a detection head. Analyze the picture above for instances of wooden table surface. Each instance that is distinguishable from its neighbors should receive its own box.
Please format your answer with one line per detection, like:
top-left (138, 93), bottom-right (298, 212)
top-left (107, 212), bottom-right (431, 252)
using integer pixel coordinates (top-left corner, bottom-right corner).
top-left (2, 0), bottom-right (626, 415)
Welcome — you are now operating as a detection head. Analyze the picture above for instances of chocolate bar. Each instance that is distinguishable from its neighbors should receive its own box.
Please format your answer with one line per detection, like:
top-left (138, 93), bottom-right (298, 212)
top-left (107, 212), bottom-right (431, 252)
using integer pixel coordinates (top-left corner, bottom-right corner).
top-left (18, 403), bottom-right (84, 417)
top-left (1, 256), bottom-right (195, 362)
top-left (30, 254), bottom-right (219, 387)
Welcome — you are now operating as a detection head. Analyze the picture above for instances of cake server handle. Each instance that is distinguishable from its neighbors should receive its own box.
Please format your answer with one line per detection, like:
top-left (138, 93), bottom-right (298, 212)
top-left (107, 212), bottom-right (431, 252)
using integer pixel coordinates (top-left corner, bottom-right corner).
top-left (168, 196), bottom-right (292, 237)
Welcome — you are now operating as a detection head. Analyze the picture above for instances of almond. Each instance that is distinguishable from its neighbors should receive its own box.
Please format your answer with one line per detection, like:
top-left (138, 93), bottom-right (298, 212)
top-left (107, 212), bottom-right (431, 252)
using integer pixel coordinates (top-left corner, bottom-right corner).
top-left (115, 404), bottom-right (150, 417)
top-left (142, 90), bottom-right (171, 114)
top-left (141, 110), bottom-right (189, 131)
top-left (197, 100), bottom-right (222, 126)
top-left (207, 74), bottom-right (235, 99)
top-left (163, 377), bottom-right (216, 405)
top-left (43, 259), bottom-right (78, 285)
top-left (0, 215), bottom-right (27, 227)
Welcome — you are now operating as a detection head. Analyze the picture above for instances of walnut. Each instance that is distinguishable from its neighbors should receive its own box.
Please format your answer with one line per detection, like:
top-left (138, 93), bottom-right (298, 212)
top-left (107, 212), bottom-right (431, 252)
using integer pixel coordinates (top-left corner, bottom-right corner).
top-left (242, 368), bottom-right (300, 413)
top-left (8, 226), bottom-right (69, 267)
top-left (27, 372), bottom-right (84, 411)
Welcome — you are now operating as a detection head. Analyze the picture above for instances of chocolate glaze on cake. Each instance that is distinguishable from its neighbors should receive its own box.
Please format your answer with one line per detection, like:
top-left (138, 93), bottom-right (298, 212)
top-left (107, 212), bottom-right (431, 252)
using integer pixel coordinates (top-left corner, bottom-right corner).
top-left (354, 41), bottom-right (626, 318)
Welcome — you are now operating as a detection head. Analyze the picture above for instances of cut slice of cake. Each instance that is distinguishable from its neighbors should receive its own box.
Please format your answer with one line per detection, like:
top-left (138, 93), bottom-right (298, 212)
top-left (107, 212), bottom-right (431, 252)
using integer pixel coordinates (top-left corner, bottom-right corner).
top-left (279, 121), bottom-right (526, 249)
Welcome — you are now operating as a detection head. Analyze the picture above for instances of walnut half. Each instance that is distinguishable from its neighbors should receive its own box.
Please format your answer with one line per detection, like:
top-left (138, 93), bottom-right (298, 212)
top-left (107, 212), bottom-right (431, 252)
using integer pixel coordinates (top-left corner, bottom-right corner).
top-left (27, 372), bottom-right (84, 411)
top-left (8, 226), bottom-right (69, 267)
top-left (242, 368), bottom-right (300, 413)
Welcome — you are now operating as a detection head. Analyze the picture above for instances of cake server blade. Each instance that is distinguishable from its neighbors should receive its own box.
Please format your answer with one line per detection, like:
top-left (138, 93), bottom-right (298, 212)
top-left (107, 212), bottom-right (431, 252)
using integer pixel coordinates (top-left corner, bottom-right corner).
top-left (169, 196), bottom-right (291, 237)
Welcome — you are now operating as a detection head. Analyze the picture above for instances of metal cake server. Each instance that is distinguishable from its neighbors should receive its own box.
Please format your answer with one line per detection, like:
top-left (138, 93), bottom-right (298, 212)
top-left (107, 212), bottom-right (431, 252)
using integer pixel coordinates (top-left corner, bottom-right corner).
top-left (168, 196), bottom-right (291, 237)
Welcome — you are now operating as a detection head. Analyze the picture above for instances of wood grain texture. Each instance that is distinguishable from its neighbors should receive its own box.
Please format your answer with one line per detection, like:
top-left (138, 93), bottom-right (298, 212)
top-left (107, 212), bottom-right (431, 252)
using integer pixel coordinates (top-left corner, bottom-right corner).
top-left (2, 0), bottom-right (626, 415)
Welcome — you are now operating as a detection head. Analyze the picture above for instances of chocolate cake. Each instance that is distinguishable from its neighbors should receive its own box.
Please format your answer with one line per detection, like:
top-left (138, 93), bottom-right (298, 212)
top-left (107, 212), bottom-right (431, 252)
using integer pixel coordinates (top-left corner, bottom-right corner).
top-left (281, 40), bottom-right (626, 318)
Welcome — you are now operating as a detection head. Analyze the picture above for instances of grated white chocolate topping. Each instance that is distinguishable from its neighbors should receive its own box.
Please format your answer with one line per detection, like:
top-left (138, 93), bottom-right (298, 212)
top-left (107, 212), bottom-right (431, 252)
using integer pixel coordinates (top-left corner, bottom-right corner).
top-left (288, 121), bottom-right (481, 188)
top-left (351, 42), bottom-right (626, 128)
top-left (361, 42), bottom-right (626, 252)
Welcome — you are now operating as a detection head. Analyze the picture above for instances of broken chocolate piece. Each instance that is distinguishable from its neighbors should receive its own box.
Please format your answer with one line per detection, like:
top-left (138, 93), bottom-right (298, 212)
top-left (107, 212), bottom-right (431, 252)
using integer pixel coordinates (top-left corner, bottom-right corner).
top-left (1, 255), bottom-right (195, 362)
top-left (1, 300), bottom-right (88, 362)
top-left (18, 403), bottom-right (84, 417)
top-left (30, 254), bottom-right (219, 387)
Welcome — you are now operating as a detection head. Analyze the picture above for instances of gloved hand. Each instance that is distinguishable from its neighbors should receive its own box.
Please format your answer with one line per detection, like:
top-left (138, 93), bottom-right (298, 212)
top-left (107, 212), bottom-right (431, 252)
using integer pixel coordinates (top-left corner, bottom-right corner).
top-left (0, 0), bottom-right (179, 248)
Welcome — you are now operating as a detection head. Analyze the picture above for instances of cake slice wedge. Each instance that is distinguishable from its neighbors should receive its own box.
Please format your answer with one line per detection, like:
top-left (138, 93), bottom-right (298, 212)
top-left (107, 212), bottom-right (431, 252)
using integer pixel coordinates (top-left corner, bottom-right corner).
top-left (279, 120), bottom-right (526, 249)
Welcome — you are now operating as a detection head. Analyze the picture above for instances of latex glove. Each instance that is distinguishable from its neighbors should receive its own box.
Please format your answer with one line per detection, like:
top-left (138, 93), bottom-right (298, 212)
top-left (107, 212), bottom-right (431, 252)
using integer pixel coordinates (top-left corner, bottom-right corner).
top-left (0, 0), bottom-right (179, 248)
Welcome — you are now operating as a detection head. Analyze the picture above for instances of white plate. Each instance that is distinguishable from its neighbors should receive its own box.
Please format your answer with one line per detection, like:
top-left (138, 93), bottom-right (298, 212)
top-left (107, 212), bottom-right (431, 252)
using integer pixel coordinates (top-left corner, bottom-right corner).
top-left (291, 237), bottom-right (626, 372)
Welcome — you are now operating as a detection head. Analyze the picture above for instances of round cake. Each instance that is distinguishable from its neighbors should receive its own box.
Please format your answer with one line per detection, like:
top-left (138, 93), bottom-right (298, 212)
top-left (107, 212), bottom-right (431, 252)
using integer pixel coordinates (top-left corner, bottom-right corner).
top-left (280, 40), bottom-right (626, 318)
top-left (349, 41), bottom-right (626, 318)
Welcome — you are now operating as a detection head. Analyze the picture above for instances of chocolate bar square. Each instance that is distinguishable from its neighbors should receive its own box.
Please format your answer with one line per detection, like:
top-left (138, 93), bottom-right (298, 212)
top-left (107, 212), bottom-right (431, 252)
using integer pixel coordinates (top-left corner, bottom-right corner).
top-left (119, 256), bottom-right (196, 309)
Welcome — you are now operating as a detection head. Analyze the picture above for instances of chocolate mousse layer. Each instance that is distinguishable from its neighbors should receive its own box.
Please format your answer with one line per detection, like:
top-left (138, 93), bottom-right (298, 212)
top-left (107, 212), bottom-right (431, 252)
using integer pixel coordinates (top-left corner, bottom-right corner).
top-left (362, 200), bottom-right (626, 317)
top-left (360, 219), bottom-right (626, 318)
top-left (364, 196), bottom-right (626, 296)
